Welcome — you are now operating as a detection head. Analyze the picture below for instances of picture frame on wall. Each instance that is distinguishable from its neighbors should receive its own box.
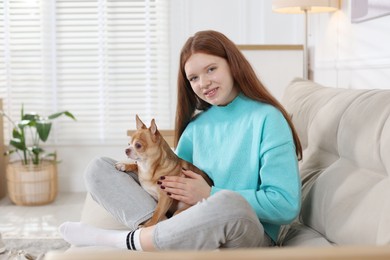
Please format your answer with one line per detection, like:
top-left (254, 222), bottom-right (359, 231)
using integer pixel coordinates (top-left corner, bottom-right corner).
top-left (351, 0), bottom-right (390, 23)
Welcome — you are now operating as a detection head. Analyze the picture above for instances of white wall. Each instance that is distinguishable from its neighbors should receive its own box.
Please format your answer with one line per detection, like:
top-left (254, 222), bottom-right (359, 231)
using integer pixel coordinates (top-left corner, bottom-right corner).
top-left (53, 145), bottom-right (127, 192)
top-left (310, 0), bottom-right (390, 89)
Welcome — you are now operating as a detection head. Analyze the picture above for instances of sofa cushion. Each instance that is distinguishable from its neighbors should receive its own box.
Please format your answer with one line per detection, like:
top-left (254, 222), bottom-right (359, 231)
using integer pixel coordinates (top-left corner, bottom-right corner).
top-left (282, 78), bottom-right (390, 245)
top-left (280, 223), bottom-right (334, 247)
top-left (80, 193), bottom-right (128, 230)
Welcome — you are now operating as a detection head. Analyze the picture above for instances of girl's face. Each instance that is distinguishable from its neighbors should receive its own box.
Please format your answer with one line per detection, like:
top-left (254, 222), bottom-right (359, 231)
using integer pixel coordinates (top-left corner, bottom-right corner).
top-left (184, 53), bottom-right (239, 106)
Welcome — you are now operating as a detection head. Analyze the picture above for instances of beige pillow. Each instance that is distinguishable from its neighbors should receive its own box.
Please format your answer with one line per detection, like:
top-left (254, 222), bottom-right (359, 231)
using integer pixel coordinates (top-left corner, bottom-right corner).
top-left (80, 193), bottom-right (128, 230)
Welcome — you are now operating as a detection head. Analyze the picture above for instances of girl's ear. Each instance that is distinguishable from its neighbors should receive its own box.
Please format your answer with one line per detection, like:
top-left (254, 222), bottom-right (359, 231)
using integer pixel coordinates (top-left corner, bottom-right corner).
top-left (135, 114), bottom-right (146, 130)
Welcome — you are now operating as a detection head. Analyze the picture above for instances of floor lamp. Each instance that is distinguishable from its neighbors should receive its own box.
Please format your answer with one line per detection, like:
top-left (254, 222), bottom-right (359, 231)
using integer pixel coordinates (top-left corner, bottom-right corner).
top-left (272, 0), bottom-right (339, 79)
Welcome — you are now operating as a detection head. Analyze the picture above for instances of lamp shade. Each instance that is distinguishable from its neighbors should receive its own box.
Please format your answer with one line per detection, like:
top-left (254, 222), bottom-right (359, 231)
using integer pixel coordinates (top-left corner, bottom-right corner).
top-left (272, 0), bottom-right (339, 13)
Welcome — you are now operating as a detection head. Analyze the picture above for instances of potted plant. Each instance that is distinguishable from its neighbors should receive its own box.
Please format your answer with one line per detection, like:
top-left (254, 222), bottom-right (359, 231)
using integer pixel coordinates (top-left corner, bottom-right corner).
top-left (0, 105), bottom-right (76, 205)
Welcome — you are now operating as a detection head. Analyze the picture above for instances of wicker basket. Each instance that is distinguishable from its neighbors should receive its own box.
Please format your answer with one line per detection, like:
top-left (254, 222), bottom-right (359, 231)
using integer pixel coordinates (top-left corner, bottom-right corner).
top-left (6, 160), bottom-right (58, 206)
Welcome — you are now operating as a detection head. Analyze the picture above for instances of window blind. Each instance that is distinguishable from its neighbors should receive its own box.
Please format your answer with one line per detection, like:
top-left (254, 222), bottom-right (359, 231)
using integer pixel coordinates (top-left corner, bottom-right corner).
top-left (0, 0), bottom-right (171, 146)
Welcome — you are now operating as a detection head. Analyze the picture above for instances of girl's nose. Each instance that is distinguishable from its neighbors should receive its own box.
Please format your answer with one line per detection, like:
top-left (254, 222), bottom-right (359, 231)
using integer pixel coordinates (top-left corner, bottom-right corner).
top-left (199, 76), bottom-right (211, 89)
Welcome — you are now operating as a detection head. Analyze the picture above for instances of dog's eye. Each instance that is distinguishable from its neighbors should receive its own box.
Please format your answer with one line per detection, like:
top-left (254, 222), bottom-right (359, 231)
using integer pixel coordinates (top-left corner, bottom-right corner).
top-left (135, 142), bottom-right (142, 149)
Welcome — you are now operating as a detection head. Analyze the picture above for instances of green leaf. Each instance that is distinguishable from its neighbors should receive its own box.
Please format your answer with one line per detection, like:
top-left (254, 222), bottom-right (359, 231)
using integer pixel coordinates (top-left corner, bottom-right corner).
top-left (18, 120), bottom-right (31, 128)
top-left (23, 113), bottom-right (39, 121)
top-left (64, 111), bottom-right (77, 120)
top-left (36, 120), bottom-right (52, 142)
top-left (20, 104), bottom-right (24, 120)
top-left (48, 111), bottom-right (76, 121)
top-left (43, 152), bottom-right (57, 160)
top-left (23, 114), bottom-right (39, 128)
top-left (10, 138), bottom-right (26, 150)
top-left (31, 146), bottom-right (44, 155)
top-left (12, 128), bottom-right (22, 139)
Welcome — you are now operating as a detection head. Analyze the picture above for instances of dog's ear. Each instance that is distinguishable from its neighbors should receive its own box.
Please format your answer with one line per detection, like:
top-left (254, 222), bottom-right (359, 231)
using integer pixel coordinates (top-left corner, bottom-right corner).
top-left (150, 119), bottom-right (158, 135)
top-left (150, 119), bottom-right (160, 143)
top-left (135, 114), bottom-right (147, 130)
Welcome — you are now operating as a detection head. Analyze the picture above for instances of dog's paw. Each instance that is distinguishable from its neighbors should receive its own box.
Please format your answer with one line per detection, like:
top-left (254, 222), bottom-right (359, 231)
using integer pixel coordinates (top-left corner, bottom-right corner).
top-left (115, 162), bottom-right (127, 172)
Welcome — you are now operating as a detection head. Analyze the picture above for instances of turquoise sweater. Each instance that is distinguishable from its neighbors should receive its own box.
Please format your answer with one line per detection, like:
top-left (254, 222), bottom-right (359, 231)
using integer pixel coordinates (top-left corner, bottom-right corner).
top-left (175, 93), bottom-right (301, 242)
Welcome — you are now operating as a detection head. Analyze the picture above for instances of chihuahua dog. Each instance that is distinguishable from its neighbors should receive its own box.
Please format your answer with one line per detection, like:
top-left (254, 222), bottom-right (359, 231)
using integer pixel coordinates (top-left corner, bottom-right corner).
top-left (115, 115), bottom-right (213, 227)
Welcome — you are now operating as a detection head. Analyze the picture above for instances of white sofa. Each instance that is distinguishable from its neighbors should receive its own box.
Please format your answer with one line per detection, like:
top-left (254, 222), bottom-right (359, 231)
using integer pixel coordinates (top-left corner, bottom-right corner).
top-left (280, 78), bottom-right (390, 247)
top-left (46, 78), bottom-right (390, 259)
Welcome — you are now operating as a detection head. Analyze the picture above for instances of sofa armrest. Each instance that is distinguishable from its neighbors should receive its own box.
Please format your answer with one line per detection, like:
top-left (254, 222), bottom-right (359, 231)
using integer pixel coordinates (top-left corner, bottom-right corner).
top-left (46, 245), bottom-right (390, 260)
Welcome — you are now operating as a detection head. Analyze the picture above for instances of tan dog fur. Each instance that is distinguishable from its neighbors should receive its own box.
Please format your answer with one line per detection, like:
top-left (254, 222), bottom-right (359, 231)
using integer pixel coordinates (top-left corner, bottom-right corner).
top-left (115, 115), bottom-right (213, 227)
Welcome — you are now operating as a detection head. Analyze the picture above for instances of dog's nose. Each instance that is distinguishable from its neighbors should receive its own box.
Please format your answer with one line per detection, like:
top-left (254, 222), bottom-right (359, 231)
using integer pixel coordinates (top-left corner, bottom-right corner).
top-left (125, 148), bottom-right (131, 156)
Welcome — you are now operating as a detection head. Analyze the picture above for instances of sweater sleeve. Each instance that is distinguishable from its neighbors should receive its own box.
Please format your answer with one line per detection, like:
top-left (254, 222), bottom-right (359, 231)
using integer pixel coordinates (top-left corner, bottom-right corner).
top-left (174, 125), bottom-right (194, 164)
top-left (211, 111), bottom-right (301, 225)
top-left (253, 141), bottom-right (300, 224)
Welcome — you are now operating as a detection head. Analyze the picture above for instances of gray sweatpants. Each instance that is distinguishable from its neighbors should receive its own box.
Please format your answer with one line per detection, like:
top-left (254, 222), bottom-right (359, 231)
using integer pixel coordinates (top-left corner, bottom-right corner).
top-left (84, 157), bottom-right (272, 250)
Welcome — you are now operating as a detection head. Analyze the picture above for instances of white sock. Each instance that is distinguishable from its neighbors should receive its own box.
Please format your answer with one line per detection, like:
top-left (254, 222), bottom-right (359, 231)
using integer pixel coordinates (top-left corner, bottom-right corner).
top-left (59, 221), bottom-right (131, 249)
top-left (126, 228), bottom-right (143, 251)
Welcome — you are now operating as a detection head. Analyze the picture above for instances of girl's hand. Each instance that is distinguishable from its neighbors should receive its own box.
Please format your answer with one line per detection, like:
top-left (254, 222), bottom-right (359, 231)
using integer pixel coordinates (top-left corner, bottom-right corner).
top-left (158, 169), bottom-right (211, 205)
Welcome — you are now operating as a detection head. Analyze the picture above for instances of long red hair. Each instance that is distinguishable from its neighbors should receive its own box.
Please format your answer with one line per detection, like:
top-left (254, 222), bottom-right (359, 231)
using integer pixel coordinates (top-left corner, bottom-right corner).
top-left (174, 30), bottom-right (302, 160)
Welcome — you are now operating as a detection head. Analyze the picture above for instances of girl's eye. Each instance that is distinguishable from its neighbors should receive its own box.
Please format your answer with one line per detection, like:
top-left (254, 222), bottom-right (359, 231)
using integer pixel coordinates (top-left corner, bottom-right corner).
top-left (208, 67), bottom-right (216, 73)
top-left (135, 142), bottom-right (142, 149)
top-left (189, 76), bottom-right (198, 82)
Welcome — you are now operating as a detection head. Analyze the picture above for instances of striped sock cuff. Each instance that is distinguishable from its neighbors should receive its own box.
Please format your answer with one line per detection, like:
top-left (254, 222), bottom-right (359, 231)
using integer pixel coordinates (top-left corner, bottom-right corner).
top-left (126, 231), bottom-right (136, 250)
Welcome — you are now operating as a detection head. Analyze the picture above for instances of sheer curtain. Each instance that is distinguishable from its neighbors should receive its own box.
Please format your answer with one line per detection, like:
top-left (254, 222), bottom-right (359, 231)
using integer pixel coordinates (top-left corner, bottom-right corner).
top-left (0, 0), bottom-right (171, 146)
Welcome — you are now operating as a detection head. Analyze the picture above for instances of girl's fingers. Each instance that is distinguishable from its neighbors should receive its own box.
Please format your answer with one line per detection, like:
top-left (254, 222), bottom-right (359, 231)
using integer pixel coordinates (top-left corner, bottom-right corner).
top-left (181, 169), bottom-right (200, 179)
